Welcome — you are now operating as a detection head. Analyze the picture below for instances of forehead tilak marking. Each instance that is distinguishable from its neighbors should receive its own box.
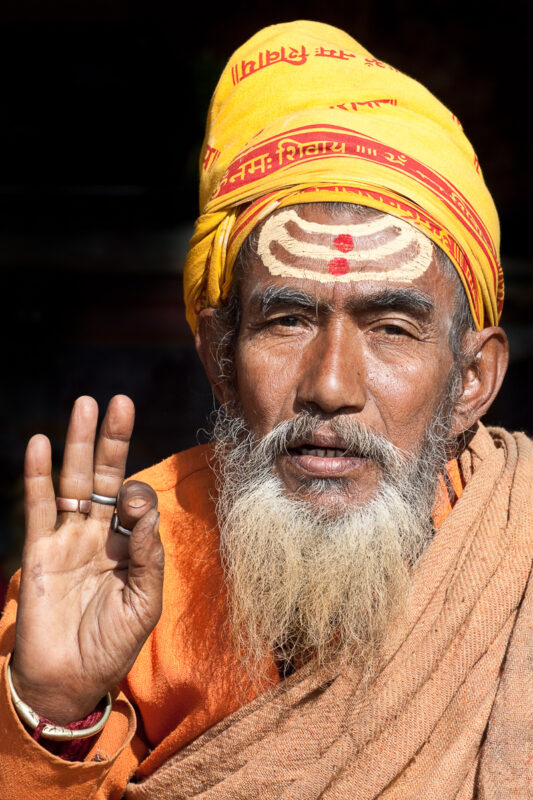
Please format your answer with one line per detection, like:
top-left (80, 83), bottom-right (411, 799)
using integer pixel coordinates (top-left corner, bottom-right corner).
top-left (256, 208), bottom-right (434, 283)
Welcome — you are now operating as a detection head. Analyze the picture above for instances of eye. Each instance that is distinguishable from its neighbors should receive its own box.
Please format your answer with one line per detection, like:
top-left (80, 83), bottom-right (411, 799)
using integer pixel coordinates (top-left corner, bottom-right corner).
top-left (277, 316), bottom-right (300, 326)
top-left (268, 315), bottom-right (302, 327)
top-left (369, 321), bottom-right (419, 342)
top-left (381, 324), bottom-right (408, 336)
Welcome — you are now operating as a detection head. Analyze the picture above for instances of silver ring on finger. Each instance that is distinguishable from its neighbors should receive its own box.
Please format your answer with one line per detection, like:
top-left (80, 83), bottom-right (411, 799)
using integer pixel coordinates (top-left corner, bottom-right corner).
top-left (56, 497), bottom-right (92, 514)
top-left (112, 512), bottom-right (132, 537)
top-left (91, 492), bottom-right (118, 506)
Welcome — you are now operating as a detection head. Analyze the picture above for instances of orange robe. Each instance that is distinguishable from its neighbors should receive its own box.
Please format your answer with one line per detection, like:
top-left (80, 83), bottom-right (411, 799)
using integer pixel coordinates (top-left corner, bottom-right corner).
top-left (0, 444), bottom-right (461, 799)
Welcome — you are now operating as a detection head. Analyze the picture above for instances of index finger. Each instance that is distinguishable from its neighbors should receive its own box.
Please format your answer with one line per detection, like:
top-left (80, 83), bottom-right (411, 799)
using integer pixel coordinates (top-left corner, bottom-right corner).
top-left (90, 395), bottom-right (135, 521)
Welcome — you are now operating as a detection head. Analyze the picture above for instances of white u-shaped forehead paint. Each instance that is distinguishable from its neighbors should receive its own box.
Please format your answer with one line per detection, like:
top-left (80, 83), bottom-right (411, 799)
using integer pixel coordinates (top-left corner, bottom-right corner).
top-left (256, 208), bottom-right (433, 283)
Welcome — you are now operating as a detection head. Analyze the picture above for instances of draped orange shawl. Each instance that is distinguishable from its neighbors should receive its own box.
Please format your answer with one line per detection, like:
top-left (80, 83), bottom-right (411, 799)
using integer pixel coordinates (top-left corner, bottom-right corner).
top-left (124, 425), bottom-right (533, 799)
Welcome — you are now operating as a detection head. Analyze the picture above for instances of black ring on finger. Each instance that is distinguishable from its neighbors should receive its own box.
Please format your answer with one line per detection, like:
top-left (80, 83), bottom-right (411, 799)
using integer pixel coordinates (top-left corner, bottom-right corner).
top-left (112, 512), bottom-right (133, 537)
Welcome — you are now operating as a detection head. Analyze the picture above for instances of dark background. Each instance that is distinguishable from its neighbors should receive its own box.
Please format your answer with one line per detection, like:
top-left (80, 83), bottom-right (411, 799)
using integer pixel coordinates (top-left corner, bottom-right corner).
top-left (2, 0), bottom-right (532, 590)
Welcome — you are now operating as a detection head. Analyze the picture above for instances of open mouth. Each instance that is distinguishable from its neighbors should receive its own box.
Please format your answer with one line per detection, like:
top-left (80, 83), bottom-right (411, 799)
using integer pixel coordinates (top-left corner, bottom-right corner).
top-left (283, 438), bottom-right (371, 479)
top-left (289, 446), bottom-right (353, 458)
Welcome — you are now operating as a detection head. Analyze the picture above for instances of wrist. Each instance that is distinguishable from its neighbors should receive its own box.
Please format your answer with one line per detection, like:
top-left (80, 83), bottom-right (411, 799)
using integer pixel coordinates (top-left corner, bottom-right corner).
top-left (9, 660), bottom-right (105, 725)
top-left (7, 658), bottom-right (112, 740)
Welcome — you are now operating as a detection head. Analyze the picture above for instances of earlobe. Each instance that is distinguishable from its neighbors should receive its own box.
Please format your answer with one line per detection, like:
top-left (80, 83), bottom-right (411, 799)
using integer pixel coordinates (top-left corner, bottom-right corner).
top-left (450, 326), bottom-right (509, 436)
top-left (195, 308), bottom-right (235, 407)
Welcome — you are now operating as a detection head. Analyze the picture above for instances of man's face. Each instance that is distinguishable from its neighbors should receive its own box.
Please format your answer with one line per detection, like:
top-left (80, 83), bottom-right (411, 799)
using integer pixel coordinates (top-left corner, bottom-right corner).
top-left (230, 203), bottom-right (458, 511)
top-left (197, 202), bottom-right (508, 674)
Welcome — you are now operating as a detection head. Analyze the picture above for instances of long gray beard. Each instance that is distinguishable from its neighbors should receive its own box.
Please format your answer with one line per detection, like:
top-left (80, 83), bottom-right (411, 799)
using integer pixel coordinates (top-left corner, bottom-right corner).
top-left (212, 405), bottom-right (455, 683)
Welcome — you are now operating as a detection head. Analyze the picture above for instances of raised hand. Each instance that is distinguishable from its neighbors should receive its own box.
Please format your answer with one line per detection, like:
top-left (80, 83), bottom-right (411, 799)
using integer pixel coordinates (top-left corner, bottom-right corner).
top-left (11, 395), bottom-right (165, 725)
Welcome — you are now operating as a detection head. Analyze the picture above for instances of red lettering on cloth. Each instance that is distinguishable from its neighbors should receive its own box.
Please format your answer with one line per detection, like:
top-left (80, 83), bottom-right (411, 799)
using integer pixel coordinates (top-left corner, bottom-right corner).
top-left (213, 124), bottom-right (500, 306)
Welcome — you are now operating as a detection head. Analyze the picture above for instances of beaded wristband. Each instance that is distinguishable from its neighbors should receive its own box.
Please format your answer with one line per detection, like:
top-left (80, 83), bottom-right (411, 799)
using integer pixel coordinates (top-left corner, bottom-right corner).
top-left (7, 660), bottom-right (112, 741)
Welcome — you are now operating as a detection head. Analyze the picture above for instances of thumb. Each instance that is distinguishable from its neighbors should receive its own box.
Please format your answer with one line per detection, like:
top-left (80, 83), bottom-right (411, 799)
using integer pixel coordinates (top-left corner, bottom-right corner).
top-left (124, 507), bottom-right (165, 624)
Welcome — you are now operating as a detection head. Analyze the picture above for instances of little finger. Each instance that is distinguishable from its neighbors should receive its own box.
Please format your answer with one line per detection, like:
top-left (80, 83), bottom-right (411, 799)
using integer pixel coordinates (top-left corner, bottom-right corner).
top-left (24, 434), bottom-right (57, 543)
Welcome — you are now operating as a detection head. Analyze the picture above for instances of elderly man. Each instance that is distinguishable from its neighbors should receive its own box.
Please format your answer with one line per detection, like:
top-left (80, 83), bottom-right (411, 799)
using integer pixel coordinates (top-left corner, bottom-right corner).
top-left (0, 20), bottom-right (531, 800)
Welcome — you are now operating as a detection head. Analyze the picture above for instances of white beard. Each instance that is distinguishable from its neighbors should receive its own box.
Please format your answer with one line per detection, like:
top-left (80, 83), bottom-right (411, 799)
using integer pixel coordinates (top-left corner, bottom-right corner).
top-left (212, 408), bottom-right (453, 683)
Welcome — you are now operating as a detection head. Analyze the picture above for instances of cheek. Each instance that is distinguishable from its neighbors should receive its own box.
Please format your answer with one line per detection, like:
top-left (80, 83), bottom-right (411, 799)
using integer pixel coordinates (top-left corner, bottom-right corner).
top-left (235, 340), bottom-right (300, 432)
top-left (365, 352), bottom-right (452, 445)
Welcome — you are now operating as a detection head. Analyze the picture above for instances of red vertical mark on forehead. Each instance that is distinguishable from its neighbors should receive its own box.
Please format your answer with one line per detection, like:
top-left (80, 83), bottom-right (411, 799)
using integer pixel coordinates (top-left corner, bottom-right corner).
top-left (328, 257), bottom-right (349, 275)
top-left (334, 234), bottom-right (354, 253)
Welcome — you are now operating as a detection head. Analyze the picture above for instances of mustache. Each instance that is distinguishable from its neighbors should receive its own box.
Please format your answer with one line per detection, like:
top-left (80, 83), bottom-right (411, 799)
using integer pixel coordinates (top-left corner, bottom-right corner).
top-left (212, 406), bottom-right (439, 679)
top-left (220, 411), bottom-right (409, 476)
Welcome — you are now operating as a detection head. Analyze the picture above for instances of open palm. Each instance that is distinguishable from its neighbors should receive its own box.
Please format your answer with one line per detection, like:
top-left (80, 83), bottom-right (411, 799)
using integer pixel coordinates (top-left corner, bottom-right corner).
top-left (12, 395), bottom-right (164, 725)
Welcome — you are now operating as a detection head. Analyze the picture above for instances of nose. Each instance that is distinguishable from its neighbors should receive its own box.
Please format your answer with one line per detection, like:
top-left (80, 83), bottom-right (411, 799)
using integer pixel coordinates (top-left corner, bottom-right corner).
top-left (296, 319), bottom-right (366, 415)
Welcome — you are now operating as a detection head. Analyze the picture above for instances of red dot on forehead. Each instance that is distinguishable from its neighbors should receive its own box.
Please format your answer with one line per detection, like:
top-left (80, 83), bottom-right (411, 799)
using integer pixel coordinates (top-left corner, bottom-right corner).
top-left (334, 233), bottom-right (353, 253)
top-left (328, 257), bottom-right (349, 275)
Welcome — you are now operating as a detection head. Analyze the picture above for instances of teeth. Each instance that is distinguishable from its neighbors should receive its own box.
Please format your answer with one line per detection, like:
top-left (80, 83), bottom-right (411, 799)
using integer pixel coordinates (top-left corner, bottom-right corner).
top-left (300, 447), bottom-right (347, 457)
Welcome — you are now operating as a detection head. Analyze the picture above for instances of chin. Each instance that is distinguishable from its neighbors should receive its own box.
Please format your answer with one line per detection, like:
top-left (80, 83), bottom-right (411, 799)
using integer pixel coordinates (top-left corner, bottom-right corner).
top-left (284, 476), bottom-right (380, 517)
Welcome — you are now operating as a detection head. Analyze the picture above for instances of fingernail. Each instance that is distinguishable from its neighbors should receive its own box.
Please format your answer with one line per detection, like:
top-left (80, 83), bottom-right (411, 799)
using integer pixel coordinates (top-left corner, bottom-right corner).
top-left (129, 496), bottom-right (148, 509)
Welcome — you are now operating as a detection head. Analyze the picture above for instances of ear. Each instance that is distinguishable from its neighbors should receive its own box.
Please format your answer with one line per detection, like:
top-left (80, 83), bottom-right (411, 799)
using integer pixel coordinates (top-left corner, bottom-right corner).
top-left (450, 326), bottom-right (509, 436)
top-left (195, 307), bottom-right (237, 407)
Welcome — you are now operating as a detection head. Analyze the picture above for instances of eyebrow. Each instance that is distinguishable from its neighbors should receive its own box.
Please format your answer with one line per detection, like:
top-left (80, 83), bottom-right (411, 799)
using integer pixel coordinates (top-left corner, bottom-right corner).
top-left (251, 285), bottom-right (333, 316)
top-left (250, 284), bottom-right (435, 319)
top-left (349, 287), bottom-right (435, 317)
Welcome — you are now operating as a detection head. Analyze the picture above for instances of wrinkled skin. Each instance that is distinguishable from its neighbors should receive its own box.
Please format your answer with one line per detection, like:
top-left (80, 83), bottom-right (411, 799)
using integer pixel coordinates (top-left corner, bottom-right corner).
top-left (197, 205), bottom-right (509, 511)
top-left (13, 204), bottom-right (508, 723)
top-left (13, 396), bottom-right (163, 723)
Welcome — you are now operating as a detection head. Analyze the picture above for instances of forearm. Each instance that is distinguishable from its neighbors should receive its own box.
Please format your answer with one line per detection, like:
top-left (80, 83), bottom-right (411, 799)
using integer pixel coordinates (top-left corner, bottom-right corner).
top-left (0, 395), bottom-right (163, 798)
top-left (0, 572), bottom-right (146, 800)
top-left (0, 654), bottom-right (143, 800)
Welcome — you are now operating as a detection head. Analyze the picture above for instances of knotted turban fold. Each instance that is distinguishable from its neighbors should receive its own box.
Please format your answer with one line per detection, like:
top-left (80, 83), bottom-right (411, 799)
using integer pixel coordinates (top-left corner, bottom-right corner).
top-left (183, 21), bottom-right (503, 332)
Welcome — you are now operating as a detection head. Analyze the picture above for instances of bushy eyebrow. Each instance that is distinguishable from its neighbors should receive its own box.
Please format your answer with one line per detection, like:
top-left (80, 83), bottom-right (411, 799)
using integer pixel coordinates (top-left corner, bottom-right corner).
top-left (251, 286), bottom-right (333, 316)
top-left (349, 287), bottom-right (435, 317)
top-left (249, 285), bottom-right (435, 319)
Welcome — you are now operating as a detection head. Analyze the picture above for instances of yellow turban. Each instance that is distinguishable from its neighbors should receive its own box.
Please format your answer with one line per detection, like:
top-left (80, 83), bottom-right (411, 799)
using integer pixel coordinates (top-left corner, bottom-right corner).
top-left (184, 20), bottom-right (503, 332)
